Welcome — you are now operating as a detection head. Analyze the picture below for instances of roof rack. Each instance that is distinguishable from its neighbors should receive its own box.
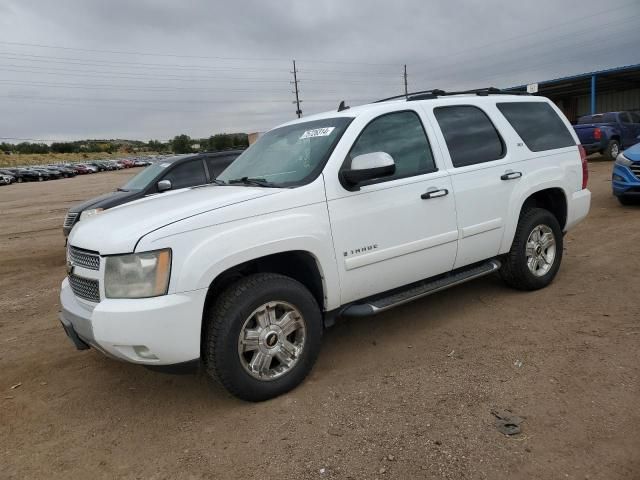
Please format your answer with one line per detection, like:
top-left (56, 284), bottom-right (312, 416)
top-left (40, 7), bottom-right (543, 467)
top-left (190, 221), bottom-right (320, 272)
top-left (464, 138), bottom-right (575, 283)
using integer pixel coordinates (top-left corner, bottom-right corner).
top-left (374, 87), bottom-right (530, 103)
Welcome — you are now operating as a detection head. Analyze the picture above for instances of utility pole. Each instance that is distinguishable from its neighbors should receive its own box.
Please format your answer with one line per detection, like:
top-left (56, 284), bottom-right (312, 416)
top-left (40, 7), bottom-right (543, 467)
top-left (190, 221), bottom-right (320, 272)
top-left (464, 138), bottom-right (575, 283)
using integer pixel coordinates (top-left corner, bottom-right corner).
top-left (404, 64), bottom-right (408, 98)
top-left (291, 60), bottom-right (302, 118)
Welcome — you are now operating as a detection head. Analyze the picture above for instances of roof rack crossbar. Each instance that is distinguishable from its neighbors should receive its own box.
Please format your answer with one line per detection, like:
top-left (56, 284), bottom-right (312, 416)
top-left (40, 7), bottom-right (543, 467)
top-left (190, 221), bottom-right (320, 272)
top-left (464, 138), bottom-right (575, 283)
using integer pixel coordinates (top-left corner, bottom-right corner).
top-left (374, 89), bottom-right (442, 103)
top-left (374, 87), bottom-right (530, 103)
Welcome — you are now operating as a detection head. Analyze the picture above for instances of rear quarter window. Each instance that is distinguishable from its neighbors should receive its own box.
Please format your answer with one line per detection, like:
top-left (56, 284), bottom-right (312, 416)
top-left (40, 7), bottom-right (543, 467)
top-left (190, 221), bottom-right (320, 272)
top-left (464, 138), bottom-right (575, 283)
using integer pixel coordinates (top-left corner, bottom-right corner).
top-left (497, 102), bottom-right (575, 152)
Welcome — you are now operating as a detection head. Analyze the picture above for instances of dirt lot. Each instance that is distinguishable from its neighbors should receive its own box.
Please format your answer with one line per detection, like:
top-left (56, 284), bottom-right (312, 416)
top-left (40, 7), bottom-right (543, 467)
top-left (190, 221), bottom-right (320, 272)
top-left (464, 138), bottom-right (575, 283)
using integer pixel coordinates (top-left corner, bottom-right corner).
top-left (1, 161), bottom-right (639, 479)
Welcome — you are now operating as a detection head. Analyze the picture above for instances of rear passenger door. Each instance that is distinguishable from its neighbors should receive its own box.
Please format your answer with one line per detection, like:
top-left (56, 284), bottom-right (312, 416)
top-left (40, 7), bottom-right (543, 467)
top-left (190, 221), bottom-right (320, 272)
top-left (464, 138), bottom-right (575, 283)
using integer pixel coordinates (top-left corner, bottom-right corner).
top-left (429, 104), bottom-right (518, 269)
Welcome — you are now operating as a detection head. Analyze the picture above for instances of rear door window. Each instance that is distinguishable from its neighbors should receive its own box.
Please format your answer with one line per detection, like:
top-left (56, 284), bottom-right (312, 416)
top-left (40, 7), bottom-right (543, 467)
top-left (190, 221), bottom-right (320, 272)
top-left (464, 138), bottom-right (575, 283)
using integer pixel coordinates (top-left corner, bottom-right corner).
top-left (205, 155), bottom-right (238, 179)
top-left (434, 105), bottom-right (505, 167)
top-left (162, 159), bottom-right (207, 189)
top-left (497, 102), bottom-right (575, 152)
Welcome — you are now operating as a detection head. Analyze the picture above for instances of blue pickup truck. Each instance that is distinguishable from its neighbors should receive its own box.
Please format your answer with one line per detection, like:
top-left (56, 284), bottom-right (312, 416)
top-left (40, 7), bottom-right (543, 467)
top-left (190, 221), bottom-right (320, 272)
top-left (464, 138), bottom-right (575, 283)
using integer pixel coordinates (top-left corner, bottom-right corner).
top-left (574, 111), bottom-right (640, 160)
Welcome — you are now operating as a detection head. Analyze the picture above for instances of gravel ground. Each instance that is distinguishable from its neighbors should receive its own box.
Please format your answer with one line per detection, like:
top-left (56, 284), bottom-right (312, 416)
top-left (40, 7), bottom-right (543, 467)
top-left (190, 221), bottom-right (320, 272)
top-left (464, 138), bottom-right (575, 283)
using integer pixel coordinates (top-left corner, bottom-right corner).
top-left (0, 161), bottom-right (639, 479)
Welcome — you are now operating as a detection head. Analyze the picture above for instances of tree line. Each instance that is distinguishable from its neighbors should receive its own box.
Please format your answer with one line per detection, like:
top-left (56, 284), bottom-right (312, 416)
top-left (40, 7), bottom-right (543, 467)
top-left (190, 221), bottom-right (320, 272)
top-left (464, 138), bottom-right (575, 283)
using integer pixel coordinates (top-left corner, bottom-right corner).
top-left (0, 133), bottom-right (249, 155)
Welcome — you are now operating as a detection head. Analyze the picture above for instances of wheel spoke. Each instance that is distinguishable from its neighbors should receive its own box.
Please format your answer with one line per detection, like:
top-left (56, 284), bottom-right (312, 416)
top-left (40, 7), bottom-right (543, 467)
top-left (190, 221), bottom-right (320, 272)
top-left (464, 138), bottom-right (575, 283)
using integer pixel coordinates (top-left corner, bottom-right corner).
top-left (540, 232), bottom-right (554, 249)
top-left (255, 310), bottom-right (270, 329)
top-left (531, 228), bottom-right (540, 243)
top-left (240, 328), bottom-right (260, 352)
top-left (276, 340), bottom-right (298, 366)
top-left (249, 351), bottom-right (272, 375)
top-left (525, 241), bottom-right (536, 257)
top-left (278, 311), bottom-right (301, 337)
top-left (265, 305), bottom-right (277, 325)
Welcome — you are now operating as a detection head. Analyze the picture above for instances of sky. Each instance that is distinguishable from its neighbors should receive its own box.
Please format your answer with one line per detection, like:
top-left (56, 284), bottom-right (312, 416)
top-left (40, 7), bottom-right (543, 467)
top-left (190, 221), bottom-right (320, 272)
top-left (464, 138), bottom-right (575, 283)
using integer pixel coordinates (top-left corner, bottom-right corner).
top-left (0, 0), bottom-right (639, 142)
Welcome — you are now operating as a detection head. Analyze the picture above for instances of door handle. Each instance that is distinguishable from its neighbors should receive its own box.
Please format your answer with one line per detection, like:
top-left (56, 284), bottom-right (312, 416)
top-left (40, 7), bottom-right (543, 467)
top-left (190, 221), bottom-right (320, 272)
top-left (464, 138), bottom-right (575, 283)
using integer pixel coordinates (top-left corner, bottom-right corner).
top-left (501, 171), bottom-right (522, 181)
top-left (421, 188), bottom-right (449, 200)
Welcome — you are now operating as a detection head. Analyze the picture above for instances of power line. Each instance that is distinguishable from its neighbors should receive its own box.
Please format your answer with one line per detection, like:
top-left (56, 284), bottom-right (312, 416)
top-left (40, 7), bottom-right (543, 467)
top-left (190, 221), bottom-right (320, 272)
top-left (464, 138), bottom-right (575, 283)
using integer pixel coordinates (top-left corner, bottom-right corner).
top-left (0, 40), bottom-right (401, 66)
top-left (2, 94), bottom-right (370, 105)
top-left (411, 0), bottom-right (639, 72)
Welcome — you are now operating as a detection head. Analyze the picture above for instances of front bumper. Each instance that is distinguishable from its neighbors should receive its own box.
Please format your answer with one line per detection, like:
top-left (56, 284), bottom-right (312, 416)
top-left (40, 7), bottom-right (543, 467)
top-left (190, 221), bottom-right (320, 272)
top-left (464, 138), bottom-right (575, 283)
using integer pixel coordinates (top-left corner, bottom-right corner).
top-left (612, 164), bottom-right (640, 197)
top-left (60, 278), bottom-right (207, 365)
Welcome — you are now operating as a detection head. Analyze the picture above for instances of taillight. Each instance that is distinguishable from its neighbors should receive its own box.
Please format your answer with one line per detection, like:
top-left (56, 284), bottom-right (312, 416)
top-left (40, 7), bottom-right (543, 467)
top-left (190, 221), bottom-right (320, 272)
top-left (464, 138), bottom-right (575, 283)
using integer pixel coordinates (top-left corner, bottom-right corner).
top-left (593, 127), bottom-right (601, 140)
top-left (579, 145), bottom-right (588, 189)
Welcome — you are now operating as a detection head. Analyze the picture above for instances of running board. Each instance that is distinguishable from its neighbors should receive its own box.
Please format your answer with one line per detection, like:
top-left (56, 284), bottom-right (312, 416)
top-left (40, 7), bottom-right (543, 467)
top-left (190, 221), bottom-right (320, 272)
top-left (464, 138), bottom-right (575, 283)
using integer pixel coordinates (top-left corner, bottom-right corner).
top-left (341, 259), bottom-right (501, 317)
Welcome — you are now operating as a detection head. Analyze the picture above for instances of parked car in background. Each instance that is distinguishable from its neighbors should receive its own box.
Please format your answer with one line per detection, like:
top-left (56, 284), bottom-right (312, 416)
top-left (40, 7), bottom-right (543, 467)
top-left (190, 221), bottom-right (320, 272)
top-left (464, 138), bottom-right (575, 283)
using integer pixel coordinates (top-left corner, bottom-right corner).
top-left (0, 174), bottom-right (14, 185)
top-left (28, 168), bottom-right (61, 180)
top-left (62, 150), bottom-right (243, 236)
top-left (71, 164), bottom-right (93, 175)
top-left (574, 111), bottom-right (640, 160)
top-left (47, 165), bottom-right (77, 178)
top-left (4, 168), bottom-right (43, 182)
top-left (117, 159), bottom-right (134, 168)
top-left (612, 142), bottom-right (640, 205)
top-left (0, 169), bottom-right (20, 182)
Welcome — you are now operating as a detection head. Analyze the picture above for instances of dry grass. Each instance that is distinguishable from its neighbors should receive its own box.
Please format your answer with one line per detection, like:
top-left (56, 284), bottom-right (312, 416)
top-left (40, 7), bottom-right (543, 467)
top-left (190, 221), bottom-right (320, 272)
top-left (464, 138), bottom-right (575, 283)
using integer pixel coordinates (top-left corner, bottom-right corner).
top-left (0, 152), bottom-right (146, 168)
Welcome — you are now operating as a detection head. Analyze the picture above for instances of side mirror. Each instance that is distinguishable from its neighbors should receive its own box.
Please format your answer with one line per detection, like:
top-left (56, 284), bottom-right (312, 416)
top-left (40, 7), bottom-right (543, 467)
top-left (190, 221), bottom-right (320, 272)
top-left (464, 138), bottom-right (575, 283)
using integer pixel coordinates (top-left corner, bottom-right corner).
top-left (157, 179), bottom-right (172, 192)
top-left (342, 152), bottom-right (395, 187)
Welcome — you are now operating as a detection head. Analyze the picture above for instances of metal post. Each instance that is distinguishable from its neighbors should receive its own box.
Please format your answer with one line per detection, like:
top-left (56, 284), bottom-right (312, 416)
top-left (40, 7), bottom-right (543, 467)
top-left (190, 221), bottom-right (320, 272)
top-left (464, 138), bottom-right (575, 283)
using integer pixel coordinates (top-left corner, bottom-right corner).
top-left (590, 74), bottom-right (597, 115)
top-left (404, 64), bottom-right (408, 98)
top-left (292, 60), bottom-right (302, 119)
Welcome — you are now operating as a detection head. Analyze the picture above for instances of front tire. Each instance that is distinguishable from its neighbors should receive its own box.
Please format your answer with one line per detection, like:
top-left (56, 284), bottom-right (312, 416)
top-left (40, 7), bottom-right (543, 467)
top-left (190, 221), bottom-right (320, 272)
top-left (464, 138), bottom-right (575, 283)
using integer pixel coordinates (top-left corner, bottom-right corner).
top-left (500, 208), bottom-right (563, 291)
top-left (205, 273), bottom-right (323, 401)
top-left (603, 140), bottom-right (620, 161)
top-left (617, 195), bottom-right (639, 206)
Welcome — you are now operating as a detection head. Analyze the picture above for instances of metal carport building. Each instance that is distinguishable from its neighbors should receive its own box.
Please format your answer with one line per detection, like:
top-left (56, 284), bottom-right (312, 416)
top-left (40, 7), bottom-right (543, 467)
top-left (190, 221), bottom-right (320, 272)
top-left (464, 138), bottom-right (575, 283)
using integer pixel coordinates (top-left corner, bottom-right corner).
top-left (508, 63), bottom-right (640, 123)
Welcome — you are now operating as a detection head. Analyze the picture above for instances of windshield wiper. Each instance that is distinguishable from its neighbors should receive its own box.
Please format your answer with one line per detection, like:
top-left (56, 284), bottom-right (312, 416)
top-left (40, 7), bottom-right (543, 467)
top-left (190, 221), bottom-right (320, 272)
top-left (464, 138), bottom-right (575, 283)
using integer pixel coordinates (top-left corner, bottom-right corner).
top-left (228, 177), bottom-right (278, 188)
top-left (116, 188), bottom-right (129, 192)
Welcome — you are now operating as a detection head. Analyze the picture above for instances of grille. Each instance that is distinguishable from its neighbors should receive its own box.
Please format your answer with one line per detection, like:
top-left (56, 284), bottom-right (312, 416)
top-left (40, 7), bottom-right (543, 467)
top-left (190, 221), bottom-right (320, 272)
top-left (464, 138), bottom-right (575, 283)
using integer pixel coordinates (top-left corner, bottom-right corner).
top-left (630, 163), bottom-right (640, 179)
top-left (69, 246), bottom-right (100, 270)
top-left (63, 212), bottom-right (79, 229)
top-left (68, 274), bottom-right (100, 302)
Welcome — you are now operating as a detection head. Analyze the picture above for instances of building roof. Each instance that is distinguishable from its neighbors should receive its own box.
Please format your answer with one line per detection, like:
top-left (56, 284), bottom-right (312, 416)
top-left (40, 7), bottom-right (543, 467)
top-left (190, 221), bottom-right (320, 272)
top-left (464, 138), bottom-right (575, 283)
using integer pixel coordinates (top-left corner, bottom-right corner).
top-left (507, 63), bottom-right (640, 98)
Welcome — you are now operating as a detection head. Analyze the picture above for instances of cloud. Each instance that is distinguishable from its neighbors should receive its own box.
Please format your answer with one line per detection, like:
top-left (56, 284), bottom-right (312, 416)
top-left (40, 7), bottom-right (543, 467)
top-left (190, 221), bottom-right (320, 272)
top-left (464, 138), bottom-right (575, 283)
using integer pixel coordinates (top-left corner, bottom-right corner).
top-left (0, 0), bottom-right (638, 141)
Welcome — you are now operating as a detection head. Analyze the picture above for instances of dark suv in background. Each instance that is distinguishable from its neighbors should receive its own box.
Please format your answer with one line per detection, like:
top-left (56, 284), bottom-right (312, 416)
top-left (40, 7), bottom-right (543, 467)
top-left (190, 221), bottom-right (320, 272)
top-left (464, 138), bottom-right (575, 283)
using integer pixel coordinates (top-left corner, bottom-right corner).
top-left (63, 150), bottom-right (243, 236)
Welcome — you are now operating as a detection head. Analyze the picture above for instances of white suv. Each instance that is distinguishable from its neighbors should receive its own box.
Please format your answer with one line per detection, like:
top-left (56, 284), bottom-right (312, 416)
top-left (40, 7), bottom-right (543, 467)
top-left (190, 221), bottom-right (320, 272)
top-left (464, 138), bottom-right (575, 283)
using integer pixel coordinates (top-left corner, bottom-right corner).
top-left (60, 89), bottom-right (591, 401)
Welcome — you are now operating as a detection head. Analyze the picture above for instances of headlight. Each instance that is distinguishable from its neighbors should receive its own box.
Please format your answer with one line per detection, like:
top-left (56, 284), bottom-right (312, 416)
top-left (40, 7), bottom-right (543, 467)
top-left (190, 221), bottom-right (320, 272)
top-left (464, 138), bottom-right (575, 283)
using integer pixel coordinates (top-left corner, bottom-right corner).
top-left (615, 153), bottom-right (632, 167)
top-left (104, 249), bottom-right (171, 299)
top-left (80, 208), bottom-right (104, 221)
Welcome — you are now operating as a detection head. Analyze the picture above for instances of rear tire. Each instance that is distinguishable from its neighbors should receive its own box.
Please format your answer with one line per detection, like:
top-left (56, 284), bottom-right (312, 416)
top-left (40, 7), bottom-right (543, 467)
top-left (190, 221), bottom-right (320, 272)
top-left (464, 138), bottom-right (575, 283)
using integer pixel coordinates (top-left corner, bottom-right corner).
top-left (204, 273), bottom-right (323, 402)
top-left (500, 208), bottom-right (563, 291)
top-left (603, 140), bottom-right (620, 161)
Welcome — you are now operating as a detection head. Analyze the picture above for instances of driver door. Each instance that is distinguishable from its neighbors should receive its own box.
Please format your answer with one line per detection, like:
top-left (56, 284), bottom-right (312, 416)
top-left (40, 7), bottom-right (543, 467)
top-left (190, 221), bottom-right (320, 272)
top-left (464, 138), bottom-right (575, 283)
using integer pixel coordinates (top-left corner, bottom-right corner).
top-left (326, 110), bottom-right (458, 304)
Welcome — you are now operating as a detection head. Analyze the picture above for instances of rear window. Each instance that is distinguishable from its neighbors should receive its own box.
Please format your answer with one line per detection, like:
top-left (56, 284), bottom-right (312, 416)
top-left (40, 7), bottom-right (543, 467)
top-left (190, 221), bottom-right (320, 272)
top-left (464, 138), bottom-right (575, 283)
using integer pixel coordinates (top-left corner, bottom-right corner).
top-left (498, 102), bottom-right (575, 152)
top-left (577, 112), bottom-right (617, 124)
top-left (434, 105), bottom-right (505, 167)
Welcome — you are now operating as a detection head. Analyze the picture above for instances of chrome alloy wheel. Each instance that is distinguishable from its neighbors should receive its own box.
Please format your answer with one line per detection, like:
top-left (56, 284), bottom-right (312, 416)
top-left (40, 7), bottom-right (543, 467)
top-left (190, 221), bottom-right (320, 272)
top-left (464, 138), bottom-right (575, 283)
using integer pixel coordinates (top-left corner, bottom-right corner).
top-left (526, 224), bottom-right (556, 277)
top-left (237, 301), bottom-right (306, 381)
top-left (610, 142), bottom-right (620, 158)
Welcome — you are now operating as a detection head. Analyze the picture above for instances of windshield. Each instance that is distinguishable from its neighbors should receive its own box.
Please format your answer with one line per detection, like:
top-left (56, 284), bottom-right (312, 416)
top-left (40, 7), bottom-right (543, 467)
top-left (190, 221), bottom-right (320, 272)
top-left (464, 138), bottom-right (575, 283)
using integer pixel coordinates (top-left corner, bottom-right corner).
top-left (121, 161), bottom-right (173, 190)
top-left (217, 117), bottom-right (353, 187)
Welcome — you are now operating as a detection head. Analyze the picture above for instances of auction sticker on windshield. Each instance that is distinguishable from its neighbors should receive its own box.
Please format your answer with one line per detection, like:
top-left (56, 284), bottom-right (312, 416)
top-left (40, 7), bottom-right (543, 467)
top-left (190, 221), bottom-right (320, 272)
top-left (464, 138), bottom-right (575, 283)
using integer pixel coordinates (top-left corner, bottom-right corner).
top-left (300, 127), bottom-right (335, 139)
